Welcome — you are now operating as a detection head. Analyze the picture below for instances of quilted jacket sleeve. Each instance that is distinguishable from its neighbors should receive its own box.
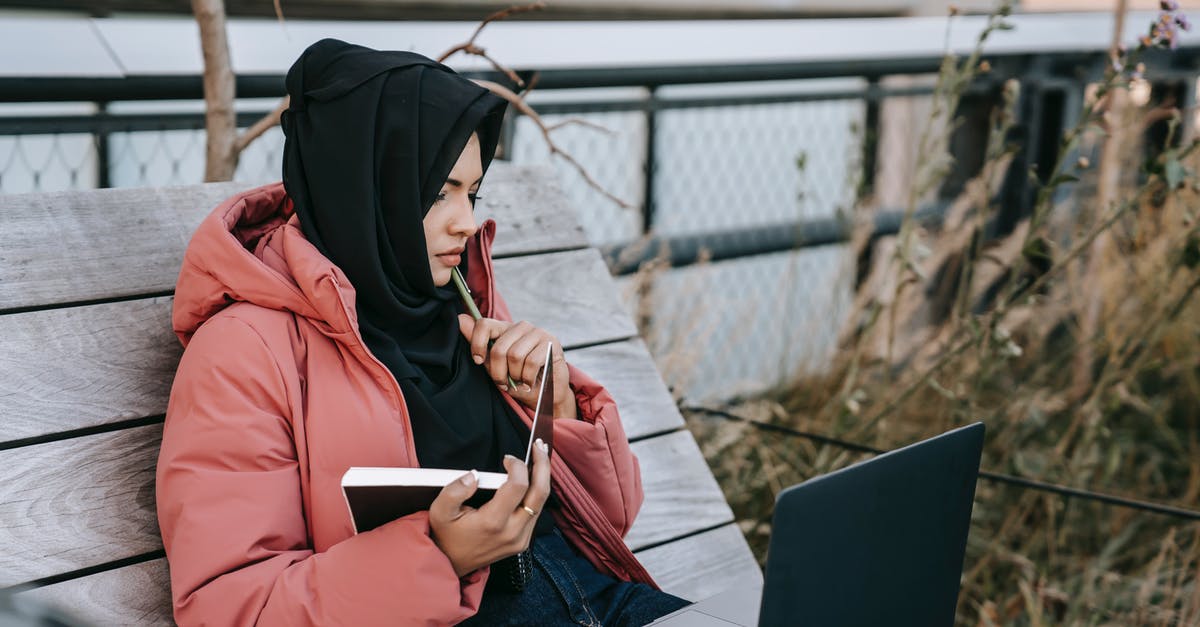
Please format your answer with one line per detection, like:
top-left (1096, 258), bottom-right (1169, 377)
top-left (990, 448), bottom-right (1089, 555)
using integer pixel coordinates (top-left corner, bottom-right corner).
top-left (156, 315), bottom-right (486, 627)
top-left (551, 364), bottom-right (645, 537)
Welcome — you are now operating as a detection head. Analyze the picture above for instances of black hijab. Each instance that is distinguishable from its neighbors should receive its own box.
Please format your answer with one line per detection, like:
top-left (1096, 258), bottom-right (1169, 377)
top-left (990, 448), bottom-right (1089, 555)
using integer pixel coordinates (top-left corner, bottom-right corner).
top-left (280, 38), bottom-right (526, 472)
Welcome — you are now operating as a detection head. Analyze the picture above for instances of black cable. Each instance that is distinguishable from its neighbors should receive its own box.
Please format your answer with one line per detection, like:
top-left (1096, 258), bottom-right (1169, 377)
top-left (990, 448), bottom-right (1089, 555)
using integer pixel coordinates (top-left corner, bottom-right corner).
top-left (682, 404), bottom-right (1200, 522)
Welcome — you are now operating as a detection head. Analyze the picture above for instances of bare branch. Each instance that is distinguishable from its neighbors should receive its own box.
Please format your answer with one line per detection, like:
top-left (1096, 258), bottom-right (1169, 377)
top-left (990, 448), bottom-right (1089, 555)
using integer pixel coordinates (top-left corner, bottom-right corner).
top-left (522, 71), bottom-right (541, 97)
top-left (546, 118), bottom-right (617, 135)
top-left (437, 2), bottom-right (546, 88)
top-left (273, 0), bottom-right (285, 27)
top-left (235, 96), bottom-right (290, 154)
top-left (441, 44), bottom-right (525, 88)
top-left (445, 1), bottom-right (546, 58)
top-left (474, 78), bottom-right (634, 210)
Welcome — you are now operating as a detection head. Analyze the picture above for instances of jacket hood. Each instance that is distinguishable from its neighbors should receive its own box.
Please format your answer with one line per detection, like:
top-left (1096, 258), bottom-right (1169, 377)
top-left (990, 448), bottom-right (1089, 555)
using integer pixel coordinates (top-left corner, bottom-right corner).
top-left (173, 183), bottom-right (344, 345)
top-left (173, 183), bottom-right (497, 347)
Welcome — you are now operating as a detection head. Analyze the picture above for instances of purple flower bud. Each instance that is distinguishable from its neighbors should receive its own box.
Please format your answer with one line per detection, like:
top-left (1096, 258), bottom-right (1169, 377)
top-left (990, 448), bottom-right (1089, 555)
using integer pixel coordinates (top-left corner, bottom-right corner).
top-left (1177, 14), bottom-right (1192, 31)
top-left (1161, 0), bottom-right (1180, 11)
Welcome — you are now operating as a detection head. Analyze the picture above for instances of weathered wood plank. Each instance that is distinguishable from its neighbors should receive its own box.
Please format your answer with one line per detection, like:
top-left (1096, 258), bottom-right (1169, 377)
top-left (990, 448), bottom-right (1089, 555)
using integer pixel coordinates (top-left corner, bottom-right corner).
top-left (19, 559), bottom-right (173, 627)
top-left (21, 522), bottom-right (762, 627)
top-left (0, 182), bottom-right (244, 311)
top-left (625, 430), bottom-right (733, 550)
top-left (566, 339), bottom-right (685, 440)
top-left (0, 425), bottom-right (162, 587)
top-left (637, 523), bottom-right (764, 602)
top-left (495, 248), bottom-right (637, 349)
top-left (0, 249), bottom-right (642, 444)
top-left (478, 164), bottom-right (588, 257)
top-left (0, 426), bottom-right (724, 586)
top-left (0, 297), bottom-right (180, 442)
top-left (0, 164), bottom-right (586, 311)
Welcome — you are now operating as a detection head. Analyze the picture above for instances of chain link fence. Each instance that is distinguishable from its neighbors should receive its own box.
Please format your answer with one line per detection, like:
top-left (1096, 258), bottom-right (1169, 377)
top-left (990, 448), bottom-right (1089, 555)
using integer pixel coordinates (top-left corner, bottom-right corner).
top-left (509, 82), bottom-right (880, 401)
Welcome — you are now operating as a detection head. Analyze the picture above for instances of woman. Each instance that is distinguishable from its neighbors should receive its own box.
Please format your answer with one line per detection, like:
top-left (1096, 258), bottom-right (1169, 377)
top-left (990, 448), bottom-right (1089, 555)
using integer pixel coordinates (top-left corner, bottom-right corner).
top-left (155, 38), bottom-right (689, 626)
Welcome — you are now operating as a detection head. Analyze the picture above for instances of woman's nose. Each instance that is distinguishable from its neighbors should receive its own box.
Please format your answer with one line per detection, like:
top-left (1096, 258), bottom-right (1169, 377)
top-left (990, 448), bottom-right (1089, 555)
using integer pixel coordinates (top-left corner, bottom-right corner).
top-left (449, 197), bottom-right (478, 237)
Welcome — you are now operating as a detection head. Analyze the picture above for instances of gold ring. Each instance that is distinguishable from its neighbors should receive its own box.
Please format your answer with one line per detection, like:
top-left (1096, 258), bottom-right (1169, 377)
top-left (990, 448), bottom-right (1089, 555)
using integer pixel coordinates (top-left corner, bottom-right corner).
top-left (522, 505), bottom-right (538, 518)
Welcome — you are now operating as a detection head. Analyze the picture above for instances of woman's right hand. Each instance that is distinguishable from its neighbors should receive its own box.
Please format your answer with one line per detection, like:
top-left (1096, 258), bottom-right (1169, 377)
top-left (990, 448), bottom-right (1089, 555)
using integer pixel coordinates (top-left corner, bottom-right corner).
top-left (428, 439), bottom-right (551, 578)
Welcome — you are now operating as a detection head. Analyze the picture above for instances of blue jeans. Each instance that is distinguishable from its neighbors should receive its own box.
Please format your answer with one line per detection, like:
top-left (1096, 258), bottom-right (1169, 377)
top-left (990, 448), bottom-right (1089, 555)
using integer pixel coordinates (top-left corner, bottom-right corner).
top-left (460, 529), bottom-right (690, 626)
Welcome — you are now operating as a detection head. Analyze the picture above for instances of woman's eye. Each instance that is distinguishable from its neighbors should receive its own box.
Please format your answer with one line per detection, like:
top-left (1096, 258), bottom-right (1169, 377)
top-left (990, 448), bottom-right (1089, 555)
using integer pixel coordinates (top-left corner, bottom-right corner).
top-left (469, 194), bottom-right (482, 205)
top-left (435, 192), bottom-right (447, 203)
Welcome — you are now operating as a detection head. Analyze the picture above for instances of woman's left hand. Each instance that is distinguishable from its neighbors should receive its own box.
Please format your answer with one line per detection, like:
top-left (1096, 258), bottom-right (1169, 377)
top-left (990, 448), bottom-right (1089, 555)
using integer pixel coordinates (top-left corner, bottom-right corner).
top-left (457, 314), bottom-right (577, 420)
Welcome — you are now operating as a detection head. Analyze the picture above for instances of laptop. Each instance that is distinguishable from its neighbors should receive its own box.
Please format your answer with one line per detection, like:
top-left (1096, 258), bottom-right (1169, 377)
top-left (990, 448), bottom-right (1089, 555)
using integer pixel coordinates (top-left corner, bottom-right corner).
top-left (651, 422), bottom-right (985, 627)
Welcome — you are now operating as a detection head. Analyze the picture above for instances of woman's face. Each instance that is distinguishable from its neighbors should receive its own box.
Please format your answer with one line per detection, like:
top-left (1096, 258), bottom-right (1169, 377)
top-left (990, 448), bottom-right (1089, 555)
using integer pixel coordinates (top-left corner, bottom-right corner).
top-left (424, 133), bottom-right (483, 287)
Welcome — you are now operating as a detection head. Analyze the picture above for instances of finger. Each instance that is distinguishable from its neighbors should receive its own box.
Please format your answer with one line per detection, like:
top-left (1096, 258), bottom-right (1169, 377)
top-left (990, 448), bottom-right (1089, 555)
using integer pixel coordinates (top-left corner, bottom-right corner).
top-left (470, 318), bottom-right (506, 368)
top-left (429, 470), bottom-right (479, 524)
top-left (484, 454), bottom-right (530, 517)
top-left (489, 321), bottom-right (532, 387)
top-left (507, 330), bottom-right (546, 392)
top-left (522, 438), bottom-right (551, 514)
top-left (552, 343), bottom-right (571, 398)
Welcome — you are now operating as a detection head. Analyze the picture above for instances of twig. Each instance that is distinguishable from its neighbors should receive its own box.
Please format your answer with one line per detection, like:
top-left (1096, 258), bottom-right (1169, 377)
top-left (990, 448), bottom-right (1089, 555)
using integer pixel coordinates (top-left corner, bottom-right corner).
top-left (472, 79), bottom-right (634, 209)
top-left (546, 119), bottom-right (617, 135)
top-left (436, 2), bottom-right (547, 88)
top-left (235, 96), bottom-right (290, 154)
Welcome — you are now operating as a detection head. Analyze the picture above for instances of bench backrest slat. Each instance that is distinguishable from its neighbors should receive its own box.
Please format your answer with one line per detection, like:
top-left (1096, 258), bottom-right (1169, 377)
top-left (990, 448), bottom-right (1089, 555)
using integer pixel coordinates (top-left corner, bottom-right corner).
top-left (0, 166), bottom-right (587, 312)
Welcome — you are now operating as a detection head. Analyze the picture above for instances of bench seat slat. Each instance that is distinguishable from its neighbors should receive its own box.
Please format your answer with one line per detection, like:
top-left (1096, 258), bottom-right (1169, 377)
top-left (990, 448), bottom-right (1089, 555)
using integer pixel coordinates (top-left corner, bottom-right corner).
top-left (625, 430), bottom-right (734, 549)
top-left (640, 523), bottom-right (764, 602)
top-left (0, 427), bottom-right (727, 587)
top-left (494, 247), bottom-right (638, 346)
top-left (0, 249), bottom-right (649, 444)
top-left (563, 338), bottom-right (685, 439)
top-left (0, 164), bottom-right (586, 312)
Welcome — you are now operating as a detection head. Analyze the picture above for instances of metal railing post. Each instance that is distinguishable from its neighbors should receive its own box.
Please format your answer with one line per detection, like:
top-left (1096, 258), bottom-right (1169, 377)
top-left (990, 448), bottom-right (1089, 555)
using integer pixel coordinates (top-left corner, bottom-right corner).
top-left (859, 77), bottom-right (880, 201)
top-left (642, 86), bottom-right (658, 236)
top-left (95, 101), bottom-right (111, 189)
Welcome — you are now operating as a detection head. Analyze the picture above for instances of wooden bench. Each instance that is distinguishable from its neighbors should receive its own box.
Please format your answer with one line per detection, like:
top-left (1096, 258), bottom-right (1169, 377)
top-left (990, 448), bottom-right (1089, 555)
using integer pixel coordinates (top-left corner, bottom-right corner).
top-left (0, 164), bottom-right (762, 625)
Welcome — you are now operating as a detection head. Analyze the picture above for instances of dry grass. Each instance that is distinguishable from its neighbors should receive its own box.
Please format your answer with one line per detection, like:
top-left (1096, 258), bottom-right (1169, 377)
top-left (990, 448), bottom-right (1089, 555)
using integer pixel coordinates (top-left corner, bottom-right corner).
top-left (650, 3), bottom-right (1200, 624)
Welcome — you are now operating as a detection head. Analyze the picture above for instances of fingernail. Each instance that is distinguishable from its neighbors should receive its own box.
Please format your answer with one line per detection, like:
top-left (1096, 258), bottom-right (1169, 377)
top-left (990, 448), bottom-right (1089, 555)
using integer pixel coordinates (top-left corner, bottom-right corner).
top-left (536, 438), bottom-right (547, 453)
top-left (500, 384), bottom-right (509, 391)
top-left (504, 454), bottom-right (518, 464)
top-left (521, 384), bottom-right (532, 393)
top-left (463, 470), bottom-right (478, 485)
top-left (473, 355), bottom-right (483, 364)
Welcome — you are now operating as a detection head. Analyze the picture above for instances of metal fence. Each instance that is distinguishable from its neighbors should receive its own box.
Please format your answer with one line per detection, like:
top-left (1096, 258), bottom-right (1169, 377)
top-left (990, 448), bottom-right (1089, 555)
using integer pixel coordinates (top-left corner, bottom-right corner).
top-left (2, 44), bottom-right (1197, 401)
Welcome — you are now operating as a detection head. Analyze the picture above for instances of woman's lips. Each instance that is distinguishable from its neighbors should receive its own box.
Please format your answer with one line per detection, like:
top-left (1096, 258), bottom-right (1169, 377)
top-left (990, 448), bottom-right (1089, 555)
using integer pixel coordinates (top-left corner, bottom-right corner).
top-left (436, 253), bottom-right (461, 266)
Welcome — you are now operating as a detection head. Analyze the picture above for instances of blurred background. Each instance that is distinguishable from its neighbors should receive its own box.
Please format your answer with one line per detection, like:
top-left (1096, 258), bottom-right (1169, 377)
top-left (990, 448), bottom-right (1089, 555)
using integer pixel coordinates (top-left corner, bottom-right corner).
top-left (2, 0), bottom-right (1198, 623)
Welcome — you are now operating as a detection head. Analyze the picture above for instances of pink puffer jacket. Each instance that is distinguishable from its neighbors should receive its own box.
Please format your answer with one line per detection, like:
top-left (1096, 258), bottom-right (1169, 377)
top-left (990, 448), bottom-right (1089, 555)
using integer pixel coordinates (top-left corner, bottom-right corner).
top-left (156, 182), bottom-right (653, 626)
